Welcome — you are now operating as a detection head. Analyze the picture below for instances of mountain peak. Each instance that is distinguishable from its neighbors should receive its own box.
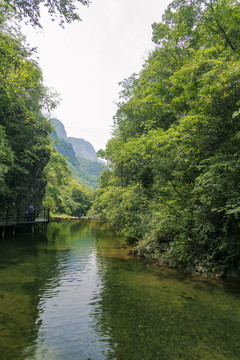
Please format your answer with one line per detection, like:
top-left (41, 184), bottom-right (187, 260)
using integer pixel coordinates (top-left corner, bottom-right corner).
top-left (68, 137), bottom-right (98, 162)
top-left (50, 118), bottom-right (98, 162)
top-left (50, 118), bottom-right (67, 140)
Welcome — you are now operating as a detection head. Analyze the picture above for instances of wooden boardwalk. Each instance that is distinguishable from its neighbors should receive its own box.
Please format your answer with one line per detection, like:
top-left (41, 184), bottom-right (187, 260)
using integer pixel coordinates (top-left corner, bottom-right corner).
top-left (0, 208), bottom-right (50, 237)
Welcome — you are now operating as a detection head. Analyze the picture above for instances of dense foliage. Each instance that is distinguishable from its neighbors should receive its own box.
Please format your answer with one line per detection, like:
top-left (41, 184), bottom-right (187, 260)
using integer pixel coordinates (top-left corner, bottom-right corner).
top-left (90, 0), bottom-right (240, 275)
top-left (3, 0), bottom-right (89, 27)
top-left (42, 148), bottom-right (94, 216)
top-left (0, 10), bottom-right (93, 216)
top-left (0, 18), bottom-right (54, 209)
top-left (70, 157), bottom-right (105, 190)
top-left (51, 128), bottom-right (104, 189)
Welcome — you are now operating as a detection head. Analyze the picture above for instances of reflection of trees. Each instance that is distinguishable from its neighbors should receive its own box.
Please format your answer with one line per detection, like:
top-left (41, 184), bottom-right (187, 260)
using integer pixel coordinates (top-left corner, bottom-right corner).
top-left (2, 221), bottom-right (240, 360)
top-left (0, 232), bottom-right (65, 359)
top-left (93, 237), bottom-right (240, 360)
top-left (0, 220), bottom-right (101, 359)
top-left (0, 221), bottom-right (85, 360)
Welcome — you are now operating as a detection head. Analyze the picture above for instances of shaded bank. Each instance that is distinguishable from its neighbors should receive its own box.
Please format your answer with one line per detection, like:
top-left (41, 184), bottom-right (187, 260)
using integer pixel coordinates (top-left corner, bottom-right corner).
top-left (89, 0), bottom-right (240, 278)
top-left (132, 239), bottom-right (240, 280)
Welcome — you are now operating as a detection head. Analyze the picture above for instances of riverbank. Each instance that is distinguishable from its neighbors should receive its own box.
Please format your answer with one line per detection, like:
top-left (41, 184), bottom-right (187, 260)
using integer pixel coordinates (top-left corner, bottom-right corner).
top-left (50, 217), bottom-right (240, 280)
top-left (132, 239), bottom-right (240, 281)
top-left (50, 215), bottom-right (96, 221)
top-left (2, 219), bottom-right (240, 360)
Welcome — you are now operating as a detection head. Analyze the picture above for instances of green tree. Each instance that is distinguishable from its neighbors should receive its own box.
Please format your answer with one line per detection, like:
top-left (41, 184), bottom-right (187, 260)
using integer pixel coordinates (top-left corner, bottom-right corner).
top-left (90, 0), bottom-right (240, 275)
top-left (2, 0), bottom-right (90, 27)
top-left (0, 126), bottom-right (14, 200)
top-left (0, 2), bottom-right (94, 214)
top-left (0, 17), bottom-right (56, 209)
top-left (42, 147), bottom-right (93, 216)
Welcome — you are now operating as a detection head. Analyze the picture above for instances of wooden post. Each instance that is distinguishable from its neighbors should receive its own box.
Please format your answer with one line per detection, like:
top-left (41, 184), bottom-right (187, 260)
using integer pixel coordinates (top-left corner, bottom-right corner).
top-left (2, 227), bottom-right (4, 238)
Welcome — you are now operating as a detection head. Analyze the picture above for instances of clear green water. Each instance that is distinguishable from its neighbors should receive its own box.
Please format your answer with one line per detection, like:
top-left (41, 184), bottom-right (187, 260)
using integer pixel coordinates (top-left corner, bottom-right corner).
top-left (0, 221), bottom-right (240, 360)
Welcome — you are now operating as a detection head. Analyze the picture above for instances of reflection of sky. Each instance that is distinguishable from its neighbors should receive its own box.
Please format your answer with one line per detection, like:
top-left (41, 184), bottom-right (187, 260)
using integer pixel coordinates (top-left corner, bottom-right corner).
top-left (33, 242), bottom-right (111, 359)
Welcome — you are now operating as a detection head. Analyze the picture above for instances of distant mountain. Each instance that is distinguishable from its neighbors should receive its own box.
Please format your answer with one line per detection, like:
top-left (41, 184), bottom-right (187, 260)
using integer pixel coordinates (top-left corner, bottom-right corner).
top-left (51, 118), bottom-right (68, 140)
top-left (50, 118), bottom-right (98, 162)
top-left (68, 137), bottom-right (98, 162)
top-left (50, 118), bottom-right (104, 189)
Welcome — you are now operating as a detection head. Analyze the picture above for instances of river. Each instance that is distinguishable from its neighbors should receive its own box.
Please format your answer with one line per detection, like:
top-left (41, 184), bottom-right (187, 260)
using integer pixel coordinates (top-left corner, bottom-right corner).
top-left (0, 221), bottom-right (240, 360)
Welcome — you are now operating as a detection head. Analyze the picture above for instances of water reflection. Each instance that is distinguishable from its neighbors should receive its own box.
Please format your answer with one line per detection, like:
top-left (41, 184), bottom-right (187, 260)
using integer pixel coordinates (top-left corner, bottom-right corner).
top-left (0, 233), bottom-right (60, 360)
top-left (28, 221), bottom-right (111, 360)
top-left (93, 228), bottom-right (240, 360)
top-left (0, 221), bottom-right (240, 360)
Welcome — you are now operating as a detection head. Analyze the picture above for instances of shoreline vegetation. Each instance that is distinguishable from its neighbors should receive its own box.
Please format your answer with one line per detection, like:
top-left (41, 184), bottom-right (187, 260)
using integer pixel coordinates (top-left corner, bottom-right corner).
top-left (89, 0), bottom-right (240, 279)
top-left (50, 215), bottom-right (101, 222)
top-left (50, 217), bottom-right (240, 281)
top-left (131, 239), bottom-right (240, 281)
top-left (1, 0), bottom-right (240, 280)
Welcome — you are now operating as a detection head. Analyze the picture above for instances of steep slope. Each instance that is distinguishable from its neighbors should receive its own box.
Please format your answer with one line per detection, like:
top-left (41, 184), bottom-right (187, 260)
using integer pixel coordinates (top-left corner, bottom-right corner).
top-left (50, 118), bottom-right (68, 140)
top-left (50, 118), bottom-right (104, 189)
top-left (68, 137), bottom-right (98, 162)
top-left (51, 131), bottom-right (79, 167)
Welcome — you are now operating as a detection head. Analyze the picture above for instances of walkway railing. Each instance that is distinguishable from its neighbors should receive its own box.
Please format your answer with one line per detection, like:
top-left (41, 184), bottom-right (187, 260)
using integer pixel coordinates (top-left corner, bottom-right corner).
top-left (0, 208), bottom-right (50, 227)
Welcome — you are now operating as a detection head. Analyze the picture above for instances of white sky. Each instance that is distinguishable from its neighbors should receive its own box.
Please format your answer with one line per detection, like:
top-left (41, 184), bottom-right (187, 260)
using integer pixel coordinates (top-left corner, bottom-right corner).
top-left (21, 0), bottom-right (171, 152)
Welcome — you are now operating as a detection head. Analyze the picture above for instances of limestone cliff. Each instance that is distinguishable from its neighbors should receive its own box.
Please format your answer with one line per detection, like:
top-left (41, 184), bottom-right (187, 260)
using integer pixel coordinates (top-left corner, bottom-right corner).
top-left (68, 137), bottom-right (98, 162)
top-left (50, 118), bottom-right (98, 162)
top-left (49, 118), bottom-right (104, 189)
top-left (50, 118), bottom-right (68, 140)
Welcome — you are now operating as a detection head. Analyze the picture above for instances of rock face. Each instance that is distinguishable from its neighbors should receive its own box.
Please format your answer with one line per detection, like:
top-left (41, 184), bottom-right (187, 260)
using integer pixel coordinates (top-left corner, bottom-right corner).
top-left (68, 137), bottom-right (98, 162)
top-left (51, 133), bottom-right (79, 167)
top-left (50, 118), bottom-right (68, 141)
top-left (5, 146), bottom-right (51, 215)
top-left (50, 118), bottom-right (98, 162)
top-left (20, 148), bottom-right (51, 212)
top-left (49, 118), bottom-right (104, 189)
